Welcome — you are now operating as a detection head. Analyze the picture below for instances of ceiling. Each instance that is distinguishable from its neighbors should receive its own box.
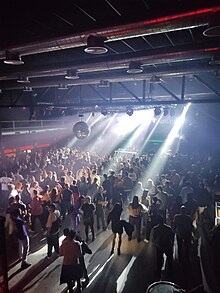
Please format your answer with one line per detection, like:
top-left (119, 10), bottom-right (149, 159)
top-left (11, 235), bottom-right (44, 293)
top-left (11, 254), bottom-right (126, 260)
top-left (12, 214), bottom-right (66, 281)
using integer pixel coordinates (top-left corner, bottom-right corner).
top-left (0, 0), bottom-right (220, 115)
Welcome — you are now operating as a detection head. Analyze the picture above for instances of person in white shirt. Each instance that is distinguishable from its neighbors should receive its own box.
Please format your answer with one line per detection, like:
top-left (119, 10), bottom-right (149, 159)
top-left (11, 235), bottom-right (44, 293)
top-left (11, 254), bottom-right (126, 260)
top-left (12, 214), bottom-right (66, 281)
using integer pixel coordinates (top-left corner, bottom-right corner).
top-left (30, 181), bottom-right (43, 199)
top-left (46, 203), bottom-right (61, 258)
top-left (0, 171), bottom-right (13, 211)
top-left (66, 171), bottom-right (74, 186)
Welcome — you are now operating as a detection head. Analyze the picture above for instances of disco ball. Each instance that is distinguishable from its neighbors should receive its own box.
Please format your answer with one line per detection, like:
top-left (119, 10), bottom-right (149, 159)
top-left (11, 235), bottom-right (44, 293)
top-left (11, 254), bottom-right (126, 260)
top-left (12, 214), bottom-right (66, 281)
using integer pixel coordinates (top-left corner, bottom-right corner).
top-left (72, 121), bottom-right (91, 139)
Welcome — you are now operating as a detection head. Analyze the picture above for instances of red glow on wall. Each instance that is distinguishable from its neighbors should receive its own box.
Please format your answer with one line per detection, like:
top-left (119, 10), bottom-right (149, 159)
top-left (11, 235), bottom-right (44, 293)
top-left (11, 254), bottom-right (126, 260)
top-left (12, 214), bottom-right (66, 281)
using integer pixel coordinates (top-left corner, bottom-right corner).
top-left (1, 143), bottom-right (51, 155)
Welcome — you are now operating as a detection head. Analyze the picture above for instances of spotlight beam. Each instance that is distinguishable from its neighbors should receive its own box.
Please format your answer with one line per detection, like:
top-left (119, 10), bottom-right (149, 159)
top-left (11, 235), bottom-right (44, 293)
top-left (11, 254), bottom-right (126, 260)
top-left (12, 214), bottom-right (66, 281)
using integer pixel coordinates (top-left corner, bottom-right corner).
top-left (139, 113), bottom-right (163, 155)
top-left (143, 103), bottom-right (191, 183)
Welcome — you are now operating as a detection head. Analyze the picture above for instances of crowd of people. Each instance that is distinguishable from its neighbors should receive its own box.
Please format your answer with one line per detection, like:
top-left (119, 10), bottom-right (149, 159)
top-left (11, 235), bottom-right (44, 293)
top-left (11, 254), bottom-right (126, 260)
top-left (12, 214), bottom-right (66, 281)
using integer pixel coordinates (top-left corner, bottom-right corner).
top-left (1, 146), bottom-right (220, 291)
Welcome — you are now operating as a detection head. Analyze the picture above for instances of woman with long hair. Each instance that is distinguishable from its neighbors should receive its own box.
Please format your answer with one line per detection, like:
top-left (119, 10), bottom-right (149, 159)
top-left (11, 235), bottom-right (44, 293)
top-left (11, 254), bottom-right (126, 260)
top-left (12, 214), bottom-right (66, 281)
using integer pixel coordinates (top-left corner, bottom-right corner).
top-left (127, 195), bottom-right (148, 242)
top-left (107, 202), bottom-right (123, 255)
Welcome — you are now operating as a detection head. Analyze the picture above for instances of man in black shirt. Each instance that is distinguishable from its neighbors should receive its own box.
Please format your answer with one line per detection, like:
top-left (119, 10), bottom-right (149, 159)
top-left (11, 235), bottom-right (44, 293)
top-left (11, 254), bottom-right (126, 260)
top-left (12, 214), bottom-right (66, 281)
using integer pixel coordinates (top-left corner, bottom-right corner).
top-left (173, 205), bottom-right (193, 262)
top-left (152, 215), bottom-right (174, 277)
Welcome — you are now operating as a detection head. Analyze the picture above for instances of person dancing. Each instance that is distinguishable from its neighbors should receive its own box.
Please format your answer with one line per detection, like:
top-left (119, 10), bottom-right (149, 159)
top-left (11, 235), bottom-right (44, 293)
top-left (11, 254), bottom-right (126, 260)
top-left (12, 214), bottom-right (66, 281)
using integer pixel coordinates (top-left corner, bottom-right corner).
top-left (107, 202), bottom-right (123, 255)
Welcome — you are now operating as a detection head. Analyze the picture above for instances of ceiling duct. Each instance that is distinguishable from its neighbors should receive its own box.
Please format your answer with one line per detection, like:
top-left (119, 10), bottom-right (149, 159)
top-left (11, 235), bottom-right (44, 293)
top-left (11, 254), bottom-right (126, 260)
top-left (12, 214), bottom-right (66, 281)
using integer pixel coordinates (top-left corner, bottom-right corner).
top-left (1, 43), bottom-right (218, 85)
top-left (0, 7), bottom-right (219, 59)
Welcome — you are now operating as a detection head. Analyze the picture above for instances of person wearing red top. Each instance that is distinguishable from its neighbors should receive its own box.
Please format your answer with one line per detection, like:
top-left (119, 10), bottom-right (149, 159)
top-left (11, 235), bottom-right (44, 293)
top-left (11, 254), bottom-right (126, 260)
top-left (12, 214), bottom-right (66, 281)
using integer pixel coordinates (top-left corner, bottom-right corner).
top-left (60, 230), bottom-right (82, 292)
top-left (30, 189), bottom-right (44, 231)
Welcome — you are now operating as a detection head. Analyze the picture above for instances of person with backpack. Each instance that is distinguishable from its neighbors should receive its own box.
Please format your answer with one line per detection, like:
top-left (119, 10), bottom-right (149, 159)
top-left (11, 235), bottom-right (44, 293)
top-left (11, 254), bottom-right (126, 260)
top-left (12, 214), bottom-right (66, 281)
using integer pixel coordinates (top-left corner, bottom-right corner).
top-left (46, 203), bottom-right (61, 258)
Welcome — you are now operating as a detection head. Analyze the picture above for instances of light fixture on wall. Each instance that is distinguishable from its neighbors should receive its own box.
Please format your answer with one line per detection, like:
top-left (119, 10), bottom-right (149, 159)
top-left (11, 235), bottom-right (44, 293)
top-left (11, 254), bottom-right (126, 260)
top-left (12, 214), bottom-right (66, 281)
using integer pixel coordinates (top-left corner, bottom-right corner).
top-left (127, 61), bottom-right (143, 74)
top-left (84, 35), bottom-right (108, 54)
top-left (4, 50), bottom-right (24, 65)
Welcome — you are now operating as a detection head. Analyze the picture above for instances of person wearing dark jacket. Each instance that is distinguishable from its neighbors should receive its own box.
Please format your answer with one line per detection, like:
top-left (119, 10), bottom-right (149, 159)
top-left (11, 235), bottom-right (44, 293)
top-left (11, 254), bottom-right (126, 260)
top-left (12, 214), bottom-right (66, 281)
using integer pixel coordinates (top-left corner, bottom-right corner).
top-left (152, 215), bottom-right (174, 277)
top-left (12, 208), bottom-right (31, 269)
top-left (173, 205), bottom-right (193, 262)
top-left (93, 187), bottom-right (106, 230)
top-left (107, 202), bottom-right (123, 255)
top-left (81, 196), bottom-right (95, 242)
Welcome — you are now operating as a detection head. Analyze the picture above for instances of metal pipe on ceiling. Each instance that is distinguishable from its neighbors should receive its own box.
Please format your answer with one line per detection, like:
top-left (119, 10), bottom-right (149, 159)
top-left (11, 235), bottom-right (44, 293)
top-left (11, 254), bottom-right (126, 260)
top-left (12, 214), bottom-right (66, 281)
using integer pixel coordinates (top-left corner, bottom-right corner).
top-left (0, 44), bottom-right (218, 83)
top-left (0, 7), bottom-right (219, 59)
top-left (1, 66), bottom-right (215, 90)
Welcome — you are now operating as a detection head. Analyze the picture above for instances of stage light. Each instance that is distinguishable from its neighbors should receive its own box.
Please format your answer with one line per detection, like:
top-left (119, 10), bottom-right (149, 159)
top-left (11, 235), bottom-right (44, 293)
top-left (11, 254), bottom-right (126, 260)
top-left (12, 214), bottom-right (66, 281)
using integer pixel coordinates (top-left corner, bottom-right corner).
top-left (17, 76), bottom-right (30, 83)
top-left (150, 75), bottom-right (161, 83)
top-left (72, 121), bottom-right (91, 139)
top-left (154, 107), bottom-right (161, 116)
top-left (65, 69), bottom-right (79, 79)
top-left (4, 50), bottom-right (24, 65)
top-left (163, 108), bottom-right (169, 116)
top-left (127, 61), bottom-right (143, 74)
top-left (84, 35), bottom-right (108, 54)
top-left (23, 86), bottom-right (33, 92)
top-left (126, 108), bottom-right (134, 116)
top-left (101, 109), bottom-right (108, 116)
top-left (99, 80), bottom-right (110, 87)
top-left (58, 84), bottom-right (68, 90)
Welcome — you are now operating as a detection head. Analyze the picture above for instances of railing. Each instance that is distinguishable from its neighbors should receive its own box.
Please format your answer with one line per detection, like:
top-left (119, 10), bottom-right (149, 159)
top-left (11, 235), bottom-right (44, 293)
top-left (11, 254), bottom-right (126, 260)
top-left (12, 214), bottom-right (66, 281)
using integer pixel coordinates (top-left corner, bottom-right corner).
top-left (0, 120), bottom-right (66, 132)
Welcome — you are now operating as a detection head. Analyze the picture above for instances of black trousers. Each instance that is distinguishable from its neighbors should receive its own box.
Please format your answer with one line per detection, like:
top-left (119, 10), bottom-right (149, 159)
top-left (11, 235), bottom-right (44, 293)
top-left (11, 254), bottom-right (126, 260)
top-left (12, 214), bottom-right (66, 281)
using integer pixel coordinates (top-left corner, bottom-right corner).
top-left (156, 247), bottom-right (173, 275)
top-left (85, 223), bottom-right (95, 239)
top-left (47, 233), bottom-right (59, 257)
top-left (176, 235), bottom-right (191, 261)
